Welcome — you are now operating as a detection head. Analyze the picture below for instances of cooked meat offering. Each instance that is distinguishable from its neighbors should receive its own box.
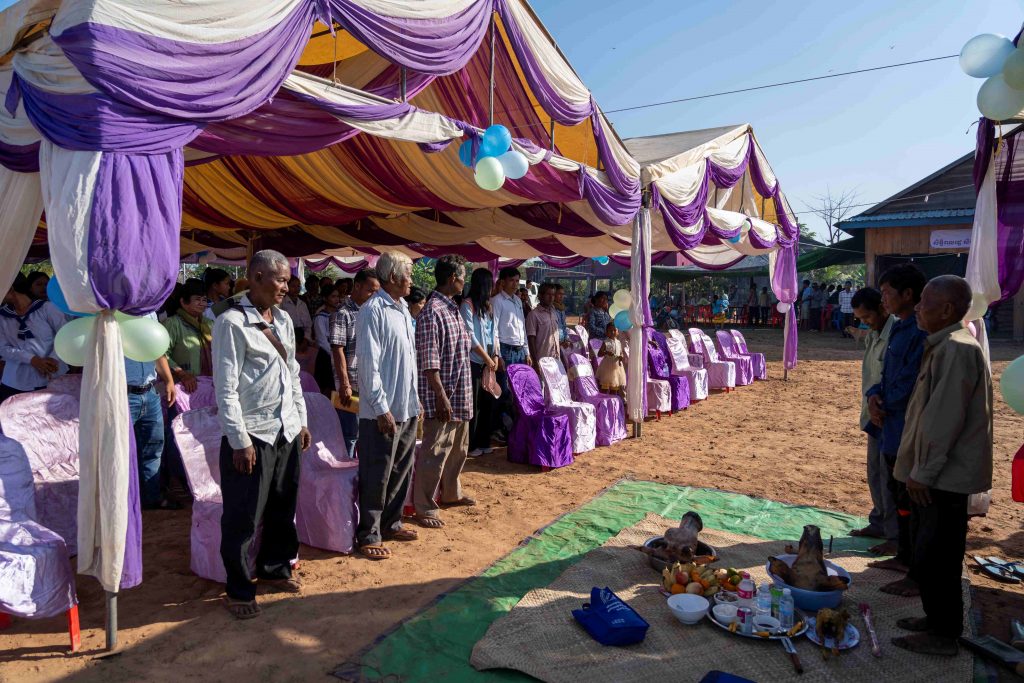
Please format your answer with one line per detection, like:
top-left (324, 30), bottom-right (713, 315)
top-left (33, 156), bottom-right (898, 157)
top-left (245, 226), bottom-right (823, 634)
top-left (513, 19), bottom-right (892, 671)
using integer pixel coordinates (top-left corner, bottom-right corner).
top-left (633, 511), bottom-right (714, 564)
top-left (768, 525), bottom-right (850, 592)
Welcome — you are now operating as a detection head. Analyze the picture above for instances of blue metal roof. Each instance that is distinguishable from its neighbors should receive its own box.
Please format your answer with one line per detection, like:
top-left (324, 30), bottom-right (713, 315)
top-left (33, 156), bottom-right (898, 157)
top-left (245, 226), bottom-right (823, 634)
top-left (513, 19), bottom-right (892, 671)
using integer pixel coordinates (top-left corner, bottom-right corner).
top-left (841, 208), bottom-right (973, 230)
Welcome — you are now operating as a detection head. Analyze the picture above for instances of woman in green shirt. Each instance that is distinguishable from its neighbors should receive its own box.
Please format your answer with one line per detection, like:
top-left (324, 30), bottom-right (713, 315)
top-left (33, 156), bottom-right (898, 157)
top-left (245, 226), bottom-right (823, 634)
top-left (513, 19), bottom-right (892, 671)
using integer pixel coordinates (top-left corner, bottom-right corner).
top-left (162, 278), bottom-right (212, 392)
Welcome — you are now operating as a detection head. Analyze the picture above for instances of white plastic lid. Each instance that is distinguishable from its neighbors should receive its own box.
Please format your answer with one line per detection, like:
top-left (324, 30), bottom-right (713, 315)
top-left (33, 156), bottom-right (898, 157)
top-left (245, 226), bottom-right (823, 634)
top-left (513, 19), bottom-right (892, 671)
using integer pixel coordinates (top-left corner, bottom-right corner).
top-left (782, 588), bottom-right (792, 595)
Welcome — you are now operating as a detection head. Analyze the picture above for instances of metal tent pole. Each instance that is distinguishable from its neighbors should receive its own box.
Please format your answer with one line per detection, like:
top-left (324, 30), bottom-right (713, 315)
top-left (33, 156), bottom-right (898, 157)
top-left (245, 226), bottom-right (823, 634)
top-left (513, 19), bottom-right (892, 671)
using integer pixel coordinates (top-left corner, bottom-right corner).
top-left (488, 14), bottom-right (496, 126)
top-left (105, 591), bottom-right (117, 650)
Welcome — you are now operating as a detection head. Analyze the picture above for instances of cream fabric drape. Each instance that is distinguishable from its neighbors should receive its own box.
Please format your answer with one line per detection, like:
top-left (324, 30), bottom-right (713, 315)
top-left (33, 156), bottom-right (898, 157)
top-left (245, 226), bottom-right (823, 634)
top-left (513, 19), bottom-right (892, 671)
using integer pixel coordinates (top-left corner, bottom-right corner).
top-left (0, 168), bottom-right (44, 297)
top-left (627, 207), bottom-right (651, 423)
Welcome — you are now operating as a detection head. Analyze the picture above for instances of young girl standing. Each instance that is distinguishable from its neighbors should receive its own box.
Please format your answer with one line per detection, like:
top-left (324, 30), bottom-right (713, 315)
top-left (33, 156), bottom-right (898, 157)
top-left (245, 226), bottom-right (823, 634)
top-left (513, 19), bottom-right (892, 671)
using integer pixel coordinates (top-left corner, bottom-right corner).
top-left (596, 322), bottom-right (626, 399)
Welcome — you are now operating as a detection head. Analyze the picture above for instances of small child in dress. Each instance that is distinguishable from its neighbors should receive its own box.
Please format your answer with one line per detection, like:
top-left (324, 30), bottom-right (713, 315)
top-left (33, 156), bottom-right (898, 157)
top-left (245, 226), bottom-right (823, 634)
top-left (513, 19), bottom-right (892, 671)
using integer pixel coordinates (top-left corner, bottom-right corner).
top-left (596, 322), bottom-right (627, 399)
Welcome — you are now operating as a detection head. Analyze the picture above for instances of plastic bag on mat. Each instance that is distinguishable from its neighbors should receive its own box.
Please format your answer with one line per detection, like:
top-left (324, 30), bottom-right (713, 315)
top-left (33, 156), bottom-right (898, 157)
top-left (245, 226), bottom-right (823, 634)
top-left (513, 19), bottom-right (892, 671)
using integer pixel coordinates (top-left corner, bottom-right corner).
top-left (968, 489), bottom-right (992, 517)
top-left (572, 587), bottom-right (649, 646)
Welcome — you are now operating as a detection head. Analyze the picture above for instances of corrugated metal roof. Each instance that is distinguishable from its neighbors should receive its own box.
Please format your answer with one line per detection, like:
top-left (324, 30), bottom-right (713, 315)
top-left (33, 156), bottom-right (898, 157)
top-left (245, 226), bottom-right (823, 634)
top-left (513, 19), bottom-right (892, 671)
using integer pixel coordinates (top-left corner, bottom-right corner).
top-left (843, 208), bottom-right (974, 223)
top-left (623, 125), bottom-right (744, 165)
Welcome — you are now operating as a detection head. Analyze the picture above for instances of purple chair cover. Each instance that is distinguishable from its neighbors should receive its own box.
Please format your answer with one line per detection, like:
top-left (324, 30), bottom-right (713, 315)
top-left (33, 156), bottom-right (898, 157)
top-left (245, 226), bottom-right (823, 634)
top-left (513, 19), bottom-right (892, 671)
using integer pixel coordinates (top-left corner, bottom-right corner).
top-left (173, 376), bottom-right (216, 413)
top-left (730, 330), bottom-right (767, 380)
top-left (588, 338), bottom-right (603, 367)
top-left (44, 374), bottom-right (83, 397)
top-left (0, 435), bottom-right (77, 619)
top-left (299, 371), bottom-right (320, 393)
top-left (687, 329), bottom-right (736, 390)
top-left (564, 353), bottom-right (627, 446)
top-left (714, 331), bottom-right (754, 386)
top-left (296, 393), bottom-right (358, 554)
top-left (506, 365), bottom-right (573, 469)
top-left (0, 393), bottom-right (81, 556)
top-left (647, 340), bottom-right (690, 411)
top-left (652, 330), bottom-right (709, 401)
top-left (621, 342), bottom-right (672, 414)
top-left (537, 357), bottom-right (597, 454)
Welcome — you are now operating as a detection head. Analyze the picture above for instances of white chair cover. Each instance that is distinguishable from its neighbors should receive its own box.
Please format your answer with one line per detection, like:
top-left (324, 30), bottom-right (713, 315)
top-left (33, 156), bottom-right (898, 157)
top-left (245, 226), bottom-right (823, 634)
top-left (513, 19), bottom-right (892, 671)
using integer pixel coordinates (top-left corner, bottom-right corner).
top-left (668, 329), bottom-right (704, 369)
top-left (687, 328), bottom-right (736, 390)
top-left (538, 357), bottom-right (597, 454)
top-left (665, 334), bottom-right (710, 400)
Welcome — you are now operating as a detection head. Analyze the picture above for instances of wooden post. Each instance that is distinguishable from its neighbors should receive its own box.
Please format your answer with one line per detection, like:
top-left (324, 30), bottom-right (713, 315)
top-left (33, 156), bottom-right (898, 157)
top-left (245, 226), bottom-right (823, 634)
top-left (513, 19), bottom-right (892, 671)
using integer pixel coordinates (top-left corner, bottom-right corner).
top-left (400, 66), bottom-right (407, 103)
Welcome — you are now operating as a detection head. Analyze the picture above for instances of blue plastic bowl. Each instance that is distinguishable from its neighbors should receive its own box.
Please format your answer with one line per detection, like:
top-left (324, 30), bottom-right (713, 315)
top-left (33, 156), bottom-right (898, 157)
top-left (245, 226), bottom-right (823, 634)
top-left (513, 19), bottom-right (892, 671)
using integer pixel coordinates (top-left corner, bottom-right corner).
top-left (764, 554), bottom-right (852, 611)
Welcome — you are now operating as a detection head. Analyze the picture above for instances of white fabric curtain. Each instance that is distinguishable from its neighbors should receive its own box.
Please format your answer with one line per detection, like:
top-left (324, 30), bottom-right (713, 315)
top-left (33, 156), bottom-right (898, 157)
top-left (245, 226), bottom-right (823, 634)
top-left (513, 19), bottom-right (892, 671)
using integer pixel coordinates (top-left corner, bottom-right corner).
top-left (627, 206), bottom-right (651, 422)
top-left (964, 154), bottom-right (1000, 365)
top-left (0, 167), bottom-right (44, 297)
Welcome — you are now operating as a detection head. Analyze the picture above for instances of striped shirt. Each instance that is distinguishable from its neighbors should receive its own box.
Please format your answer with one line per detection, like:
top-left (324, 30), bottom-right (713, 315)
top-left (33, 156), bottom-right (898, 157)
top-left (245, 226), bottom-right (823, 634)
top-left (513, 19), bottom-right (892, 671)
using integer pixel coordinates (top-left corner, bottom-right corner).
top-left (416, 291), bottom-right (472, 421)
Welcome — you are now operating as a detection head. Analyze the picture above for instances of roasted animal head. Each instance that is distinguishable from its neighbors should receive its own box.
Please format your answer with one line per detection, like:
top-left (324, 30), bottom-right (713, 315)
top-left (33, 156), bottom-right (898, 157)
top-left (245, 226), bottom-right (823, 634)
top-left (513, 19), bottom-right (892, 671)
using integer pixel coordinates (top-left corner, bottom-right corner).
top-left (661, 511), bottom-right (703, 562)
top-left (768, 525), bottom-right (849, 592)
top-left (797, 525), bottom-right (824, 559)
top-left (815, 608), bottom-right (850, 657)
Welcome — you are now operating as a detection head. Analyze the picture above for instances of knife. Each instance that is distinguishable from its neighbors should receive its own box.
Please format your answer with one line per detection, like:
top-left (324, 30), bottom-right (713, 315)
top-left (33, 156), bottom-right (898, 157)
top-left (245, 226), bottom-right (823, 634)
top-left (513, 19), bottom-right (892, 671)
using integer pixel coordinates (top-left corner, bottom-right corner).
top-left (781, 636), bottom-right (803, 675)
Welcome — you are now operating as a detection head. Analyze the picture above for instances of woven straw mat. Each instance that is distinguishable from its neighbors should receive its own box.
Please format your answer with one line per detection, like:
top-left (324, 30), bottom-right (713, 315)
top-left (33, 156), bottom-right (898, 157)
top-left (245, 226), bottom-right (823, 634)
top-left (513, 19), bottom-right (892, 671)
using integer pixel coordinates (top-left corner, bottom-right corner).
top-left (470, 513), bottom-right (972, 683)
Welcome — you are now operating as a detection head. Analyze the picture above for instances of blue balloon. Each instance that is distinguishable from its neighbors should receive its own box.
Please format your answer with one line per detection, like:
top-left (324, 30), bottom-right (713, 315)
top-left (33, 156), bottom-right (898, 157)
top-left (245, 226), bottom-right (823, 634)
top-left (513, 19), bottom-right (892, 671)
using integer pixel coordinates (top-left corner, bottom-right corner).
top-left (728, 234), bottom-right (742, 244)
top-left (46, 277), bottom-right (93, 318)
top-left (614, 310), bottom-right (632, 331)
top-left (458, 138), bottom-right (474, 167)
top-left (480, 124), bottom-right (512, 158)
top-left (592, 256), bottom-right (610, 265)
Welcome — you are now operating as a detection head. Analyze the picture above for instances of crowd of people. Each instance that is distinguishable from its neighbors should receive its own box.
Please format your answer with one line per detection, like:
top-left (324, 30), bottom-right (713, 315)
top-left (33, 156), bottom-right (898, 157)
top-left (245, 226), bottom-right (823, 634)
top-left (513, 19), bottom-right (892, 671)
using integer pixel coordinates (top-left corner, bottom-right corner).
top-left (847, 264), bottom-right (993, 657)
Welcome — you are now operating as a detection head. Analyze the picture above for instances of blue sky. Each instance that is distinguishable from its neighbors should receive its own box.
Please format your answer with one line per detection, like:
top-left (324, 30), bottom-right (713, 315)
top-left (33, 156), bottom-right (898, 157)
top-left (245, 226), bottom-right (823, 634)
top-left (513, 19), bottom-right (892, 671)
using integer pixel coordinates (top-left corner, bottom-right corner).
top-left (2, 0), bottom-right (1015, 237)
top-left (535, 0), bottom-right (1020, 237)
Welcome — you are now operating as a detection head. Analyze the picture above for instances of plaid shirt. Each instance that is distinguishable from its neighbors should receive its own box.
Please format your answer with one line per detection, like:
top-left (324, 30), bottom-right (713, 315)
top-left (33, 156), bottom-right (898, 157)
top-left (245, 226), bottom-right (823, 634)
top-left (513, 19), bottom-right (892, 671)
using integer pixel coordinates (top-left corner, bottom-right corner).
top-left (328, 297), bottom-right (360, 391)
top-left (415, 290), bottom-right (472, 421)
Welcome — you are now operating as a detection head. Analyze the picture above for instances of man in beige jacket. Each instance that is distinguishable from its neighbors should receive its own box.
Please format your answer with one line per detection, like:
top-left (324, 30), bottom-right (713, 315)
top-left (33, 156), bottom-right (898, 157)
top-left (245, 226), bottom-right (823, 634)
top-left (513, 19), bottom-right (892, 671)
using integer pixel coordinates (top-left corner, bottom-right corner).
top-left (891, 275), bottom-right (993, 657)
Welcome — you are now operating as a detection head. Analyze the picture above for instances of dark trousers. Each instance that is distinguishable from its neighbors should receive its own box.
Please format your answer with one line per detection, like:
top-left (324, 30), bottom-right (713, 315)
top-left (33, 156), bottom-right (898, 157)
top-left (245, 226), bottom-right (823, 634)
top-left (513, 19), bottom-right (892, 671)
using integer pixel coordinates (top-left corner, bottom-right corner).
top-left (219, 431), bottom-right (300, 601)
top-left (0, 384), bottom-right (26, 404)
top-left (496, 343), bottom-right (527, 434)
top-left (911, 489), bottom-right (968, 637)
top-left (810, 307), bottom-right (821, 331)
top-left (884, 452), bottom-right (915, 571)
top-left (356, 416), bottom-right (418, 547)
top-left (469, 362), bottom-right (497, 451)
top-left (337, 407), bottom-right (359, 458)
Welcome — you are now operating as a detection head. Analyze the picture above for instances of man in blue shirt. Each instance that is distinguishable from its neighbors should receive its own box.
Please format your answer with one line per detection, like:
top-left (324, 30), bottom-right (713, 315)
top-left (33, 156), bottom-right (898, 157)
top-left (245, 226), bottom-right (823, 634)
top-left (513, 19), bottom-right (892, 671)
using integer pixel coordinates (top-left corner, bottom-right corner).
top-left (125, 312), bottom-right (178, 510)
top-left (865, 263), bottom-right (928, 597)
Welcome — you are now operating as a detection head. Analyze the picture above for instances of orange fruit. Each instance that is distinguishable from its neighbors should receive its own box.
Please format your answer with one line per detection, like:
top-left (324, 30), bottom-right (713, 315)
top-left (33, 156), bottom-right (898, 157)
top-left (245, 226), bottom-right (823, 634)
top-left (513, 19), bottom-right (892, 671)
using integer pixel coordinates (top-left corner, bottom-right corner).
top-left (670, 583), bottom-right (686, 594)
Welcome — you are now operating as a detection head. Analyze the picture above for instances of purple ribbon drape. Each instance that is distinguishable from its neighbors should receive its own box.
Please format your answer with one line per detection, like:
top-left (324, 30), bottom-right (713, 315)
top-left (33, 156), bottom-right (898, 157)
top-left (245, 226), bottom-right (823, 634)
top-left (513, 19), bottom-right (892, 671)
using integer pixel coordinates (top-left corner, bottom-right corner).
top-left (771, 243), bottom-right (799, 370)
top-left (305, 256), bottom-right (376, 273)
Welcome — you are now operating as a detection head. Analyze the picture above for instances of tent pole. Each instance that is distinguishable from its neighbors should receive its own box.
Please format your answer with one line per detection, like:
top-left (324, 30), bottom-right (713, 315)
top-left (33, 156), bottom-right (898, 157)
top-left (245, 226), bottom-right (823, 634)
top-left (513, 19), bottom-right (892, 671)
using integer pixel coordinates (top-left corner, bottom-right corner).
top-left (105, 591), bottom-right (117, 650)
top-left (488, 13), bottom-right (496, 126)
top-left (549, 119), bottom-right (555, 151)
top-left (400, 67), bottom-right (407, 102)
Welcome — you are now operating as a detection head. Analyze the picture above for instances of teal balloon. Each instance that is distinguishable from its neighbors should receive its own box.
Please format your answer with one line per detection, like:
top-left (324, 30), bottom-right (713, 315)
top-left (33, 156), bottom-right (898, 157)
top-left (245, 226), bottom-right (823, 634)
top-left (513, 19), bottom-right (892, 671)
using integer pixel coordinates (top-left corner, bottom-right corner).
top-left (458, 138), bottom-right (474, 167)
top-left (592, 256), bottom-right (610, 265)
top-left (977, 74), bottom-right (1024, 121)
top-left (1003, 47), bottom-right (1024, 90)
top-left (960, 34), bottom-right (1015, 78)
top-left (497, 150), bottom-right (529, 180)
top-left (474, 156), bottom-right (505, 191)
top-left (120, 316), bottom-right (170, 362)
top-left (1001, 355), bottom-right (1024, 414)
top-left (728, 234), bottom-right (742, 244)
top-left (53, 316), bottom-right (96, 367)
top-left (613, 310), bottom-right (632, 331)
top-left (46, 277), bottom-right (93, 317)
top-left (480, 124), bottom-right (512, 158)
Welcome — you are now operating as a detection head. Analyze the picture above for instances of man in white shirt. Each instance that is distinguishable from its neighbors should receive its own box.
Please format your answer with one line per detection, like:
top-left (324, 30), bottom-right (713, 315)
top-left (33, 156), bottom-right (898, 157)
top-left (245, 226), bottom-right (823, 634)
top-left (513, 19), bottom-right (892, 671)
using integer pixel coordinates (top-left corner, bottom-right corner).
top-left (490, 267), bottom-right (530, 441)
top-left (213, 250), bottom-right (311, 620)
top-left (280, 276), bottom-right (313, 341)
top-left (838, 280), bottom-right (856, 338)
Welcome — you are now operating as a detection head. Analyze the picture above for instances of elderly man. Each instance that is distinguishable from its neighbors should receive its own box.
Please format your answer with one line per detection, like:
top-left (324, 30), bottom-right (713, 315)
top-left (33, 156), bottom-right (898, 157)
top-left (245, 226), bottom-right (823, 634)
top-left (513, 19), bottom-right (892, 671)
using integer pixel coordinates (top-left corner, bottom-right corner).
top-left (281, 276), bottom-right (313, 341)
top-left (213, 250), bottom-right (311, 620)
top-left (412, 255), bottom-right (475, 529)
top-left (526, 283), bottom-right (561, 366)
top-left (891, 276), bottom-right (993, 657)
top-left (848, 288), bottom-right (898, 553)
top-left (329, 268), bottom-right (380, 457)
top-left (355, 252), bottom-right (420, 560)
top-left (491, 267), bottom-right (529, 441)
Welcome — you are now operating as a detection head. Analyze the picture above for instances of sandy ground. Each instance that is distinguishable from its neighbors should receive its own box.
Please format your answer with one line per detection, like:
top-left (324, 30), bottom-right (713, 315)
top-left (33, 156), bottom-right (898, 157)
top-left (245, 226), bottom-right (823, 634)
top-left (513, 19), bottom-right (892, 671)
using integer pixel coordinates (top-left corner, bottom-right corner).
top-left (2, 330), bottom-right (1022, 682)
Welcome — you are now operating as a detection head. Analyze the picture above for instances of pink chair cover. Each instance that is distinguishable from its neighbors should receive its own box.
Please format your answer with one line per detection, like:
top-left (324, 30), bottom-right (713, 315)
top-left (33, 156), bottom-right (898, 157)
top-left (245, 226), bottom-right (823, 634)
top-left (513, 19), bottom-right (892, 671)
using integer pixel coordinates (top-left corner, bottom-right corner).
top-left (297, 393), bottom-right (358, 554)
top-left (564, 353), bottom-right (627, 446)
top-left (622, 342), bottom-right (672, 414)
top-left (538, 358), bottom-right (597, 454)
top-left (647, 340), bottom-right (690, 411)
top-left (506, 365), bottom-right (573, 469)
top-left (588, 338), bottom-right (603, 370)
top-left (714, 330), bottom-right (754, 386)
top-left (299, 371), bottom-right (319, 393)
top-left (730, 330), bottom-right (767, 380)
top-left (652, 330), bottom-right (709, 401)
top-left (44, 374), bottom-right (82, 397)
top-left (173, 376), bottom-right (216, 412)
top-left (687, 329), bottom-right (736, 390)
top-left (0, 435), bottom-right (77, 619)
top-left (667, 329), bottom-right (704, 369)
top-left (0, 392), bottom-right (81, 556)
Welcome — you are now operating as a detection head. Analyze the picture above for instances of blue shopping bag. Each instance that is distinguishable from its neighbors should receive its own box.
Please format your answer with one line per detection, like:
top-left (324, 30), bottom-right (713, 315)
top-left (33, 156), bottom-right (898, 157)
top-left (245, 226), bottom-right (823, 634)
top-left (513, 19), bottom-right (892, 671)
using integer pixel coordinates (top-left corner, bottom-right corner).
top-left (571, 587), bottom-right (649, 646)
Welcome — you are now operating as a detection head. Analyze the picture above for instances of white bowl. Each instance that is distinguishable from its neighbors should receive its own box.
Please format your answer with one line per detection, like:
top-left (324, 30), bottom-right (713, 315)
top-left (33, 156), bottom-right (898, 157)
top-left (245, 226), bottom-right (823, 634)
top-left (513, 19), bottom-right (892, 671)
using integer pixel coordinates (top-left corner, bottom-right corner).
top-left (667, 593), bottom-right (709, 625)
top-left (753, 615), bottom-right (781, 632)
top-left (714, 590), bottom-right (739, 606)
top-left (712, 603), bottom-right (738, 624)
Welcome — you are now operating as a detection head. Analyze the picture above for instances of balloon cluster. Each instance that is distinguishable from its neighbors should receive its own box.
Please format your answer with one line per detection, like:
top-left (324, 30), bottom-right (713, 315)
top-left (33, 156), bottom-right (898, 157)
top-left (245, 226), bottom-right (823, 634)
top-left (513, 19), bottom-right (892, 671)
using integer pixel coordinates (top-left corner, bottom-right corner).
top-left (591, 256), bottom-right (610, 265)
top-left (48, 278), bottom-right (170, 367)
top-left (459, 125), bottom-right (529, 191)
top-left (960, 34), bottom-right (1024, 121)
top-left (608, 289), bottom-right (633, 331)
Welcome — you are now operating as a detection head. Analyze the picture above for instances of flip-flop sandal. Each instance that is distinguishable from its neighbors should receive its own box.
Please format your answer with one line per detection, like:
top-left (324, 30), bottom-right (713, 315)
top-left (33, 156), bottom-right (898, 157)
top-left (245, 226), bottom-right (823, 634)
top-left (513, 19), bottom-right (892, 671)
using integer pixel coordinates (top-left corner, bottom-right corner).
top-left (411, 515), bottom-right (445, 529)
top-left (973, 556), bottom-right (1022, 584)
top-left (440, 497), bottom-right (477, 508)
top-left (987, 557), bottom-right (1024, 580)
top-left (383, 528), bottom-right (419, 542)
top-left (225, 598), bottom-right (261, 620)
top-left (358, 544), bottom-right (391, 561)
top-left (259, 578), bottom-right (302, 594)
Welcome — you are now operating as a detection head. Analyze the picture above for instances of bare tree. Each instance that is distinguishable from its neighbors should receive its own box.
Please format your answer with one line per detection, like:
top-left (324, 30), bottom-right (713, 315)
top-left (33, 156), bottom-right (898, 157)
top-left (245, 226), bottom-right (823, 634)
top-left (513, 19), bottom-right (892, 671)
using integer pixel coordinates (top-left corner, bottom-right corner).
top-left (803, 187), bottom-right (860, 244)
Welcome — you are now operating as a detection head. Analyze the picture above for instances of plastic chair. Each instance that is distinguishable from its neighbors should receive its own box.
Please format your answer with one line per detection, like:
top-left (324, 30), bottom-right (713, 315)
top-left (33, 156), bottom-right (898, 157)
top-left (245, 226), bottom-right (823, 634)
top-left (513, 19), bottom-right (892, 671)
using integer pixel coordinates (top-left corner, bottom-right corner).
top-left (0, 435), bottom-right (79, 651)
top-left (172, 376), bottom-right (216, 412)
top-left (296, 393), bottom-right (358, 554)
top-left (621, 341), bottom-right (672, 418)
top-left (687, 328), bottom-right (736, 391)
top-left (299, 371), bottom-right (319, 393)
top-left (653, 330), bottom-right (709, 401)
top-left (505, 365), bottom-right (573, 469)
top-left (729, 330), bottom-right (767, 381)
top-left (0, 392), bottom-right (81, 555)
top-left (714, 331), bottom-right (754, 386)
top-left (537, 358), bottom-right (597, 454)
top-left (647, 339), bottom-right (690, 411)
top-left (563, 353), bottom-right (627, 446)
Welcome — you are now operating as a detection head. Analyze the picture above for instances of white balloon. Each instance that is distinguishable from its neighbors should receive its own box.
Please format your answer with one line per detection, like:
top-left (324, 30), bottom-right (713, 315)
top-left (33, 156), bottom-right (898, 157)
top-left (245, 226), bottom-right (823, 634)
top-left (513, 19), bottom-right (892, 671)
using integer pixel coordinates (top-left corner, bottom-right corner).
top-left (965, 294), bottom-right (989, 322)
top-left (960, 33), bottom-right (1016, 78)
top-left (612, 289), bottom-right (632, 309)
top-left (977, 74), bottom-right (1024, 121)
top-left (497, 150), bottom-right (529, 180)
top-left (776, 302), bottom-right (791, 314)
top-left (474, 156), bottom-right (505, 191)
top-left (1003, 47), bottom-right (1024, 90)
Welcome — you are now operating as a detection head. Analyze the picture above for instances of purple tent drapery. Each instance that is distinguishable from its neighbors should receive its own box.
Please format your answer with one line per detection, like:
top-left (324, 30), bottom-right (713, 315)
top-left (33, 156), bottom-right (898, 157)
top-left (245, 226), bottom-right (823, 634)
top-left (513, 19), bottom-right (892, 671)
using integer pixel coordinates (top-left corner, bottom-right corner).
top-left (974, 118), bottom-right (1024, 304)
top-left (305, 256), bottom-right (376, 273)
top-left (770, 243), bottom-right (799, 370)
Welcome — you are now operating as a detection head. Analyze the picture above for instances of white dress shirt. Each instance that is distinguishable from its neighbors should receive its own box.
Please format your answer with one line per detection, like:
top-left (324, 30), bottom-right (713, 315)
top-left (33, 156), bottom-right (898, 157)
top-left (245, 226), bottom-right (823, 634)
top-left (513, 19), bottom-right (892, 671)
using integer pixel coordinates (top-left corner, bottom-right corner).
top-left (313, 311), bottom-right (331, 354)
top-left (280, 295), bottom-right (312, 338)
top-left (491, 290), bottom-right (526, 347)
top-left (212, 295), bottom-right (307, 450)
top-left (356, 289), bottom-right (419, 423)
top-left (0, 300), bottom-right (68, 391)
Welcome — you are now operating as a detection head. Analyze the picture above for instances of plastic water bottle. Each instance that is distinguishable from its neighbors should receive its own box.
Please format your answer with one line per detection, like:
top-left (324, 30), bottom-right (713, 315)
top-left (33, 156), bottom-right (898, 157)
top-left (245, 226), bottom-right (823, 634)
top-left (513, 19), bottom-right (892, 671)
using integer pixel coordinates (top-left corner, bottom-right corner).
top-left (736, 572), bottom-right (755, 608)
top-left (779, 588), bottom-right (795, 629)
top-left (755, 583), bottom-right (772, 617)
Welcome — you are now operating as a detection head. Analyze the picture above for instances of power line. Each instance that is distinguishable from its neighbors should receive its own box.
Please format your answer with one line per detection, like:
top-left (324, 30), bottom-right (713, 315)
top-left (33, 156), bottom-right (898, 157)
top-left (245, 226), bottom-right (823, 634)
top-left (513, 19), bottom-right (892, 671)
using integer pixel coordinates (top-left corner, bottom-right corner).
top-left (789, 183), bottom-right (976, 218)
top-left (603, 55), bottom-right (959, 114)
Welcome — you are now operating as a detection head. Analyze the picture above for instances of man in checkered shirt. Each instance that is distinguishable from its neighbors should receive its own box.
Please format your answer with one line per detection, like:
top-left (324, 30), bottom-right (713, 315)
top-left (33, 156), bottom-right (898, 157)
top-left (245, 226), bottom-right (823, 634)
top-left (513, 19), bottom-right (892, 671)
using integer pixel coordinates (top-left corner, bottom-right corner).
top-left (838, 280), bottom-right (856, 338)
top-left (412, 254), bottom-right (476, 529)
